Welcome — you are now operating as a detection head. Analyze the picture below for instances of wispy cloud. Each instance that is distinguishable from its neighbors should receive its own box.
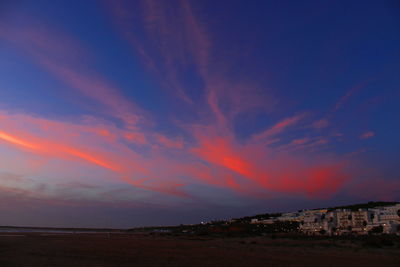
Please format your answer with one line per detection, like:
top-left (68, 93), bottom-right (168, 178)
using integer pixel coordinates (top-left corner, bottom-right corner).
top-left (252, 113), bottom-right (306, 142)
top-left (360, 131), bottom-right (375, 140)
top-left (0, 19), bottom-right (144, 129)
top-left (312, 119), bottom-right (329, 129)
top-left (334, 80), bottom-right (374, 112)
top-left (0, 2), bottom-right (370, 207)
top-left (103, 1), bottom-right (354, 200)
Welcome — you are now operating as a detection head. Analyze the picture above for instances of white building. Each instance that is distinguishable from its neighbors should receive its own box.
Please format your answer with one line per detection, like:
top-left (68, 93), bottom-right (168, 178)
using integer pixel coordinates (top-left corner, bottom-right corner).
top-left (299, 210), bottom-right (329, 235)
top-left (256, 203), bottom-right (400, 235)
top-left (250, 218), bottom-right (276, 224)
top-left (277, 212), bottom-right (300, 222)
top-left (369, 204), bottom-right (400, 233)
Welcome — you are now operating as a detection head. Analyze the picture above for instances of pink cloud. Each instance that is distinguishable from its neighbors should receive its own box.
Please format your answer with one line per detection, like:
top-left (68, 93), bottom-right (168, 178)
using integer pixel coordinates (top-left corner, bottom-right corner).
top-left (291, 138), bottom-right (309, 145)
top-left (107, 0), bottom-right (273, 123)
top-left (252, 113), bottom-right (306, 142)
top-left (360, 131), bottom-right (375, 140)
top-left (188, 126), bottom-right (349, 198)
top-left (106, 0), bottom-right (206, 103)
top-left (0, 95), bottom-right (350, 204)
top-left (123, 131), bottom-right (147, 145)
top-left (0, 19), bottom-right (144, 129)
top-left (312, 119), bottom-right (329, 129)
top-left (153, 134), bottom-right (184, 149)
top-left (0, 3), bottom-right (365, 206)
top-left (191, 135), bottom-right (255, 179)
top-left (0, 129), bottom-right (122, 172)
top-left (0, 110), bottom-right (192, 198)
top-left (334, 79), bottom-right (374, 112)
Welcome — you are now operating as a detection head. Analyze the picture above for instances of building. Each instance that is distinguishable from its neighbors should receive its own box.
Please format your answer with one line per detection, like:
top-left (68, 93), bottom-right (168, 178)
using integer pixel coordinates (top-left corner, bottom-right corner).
top-left (369, 204), bottom-right (400, 233)
top-left (250, 218), bottom-right (275, 224)
top-left (299, 210), bottom-right (328, 235)
top-left (254, 203), bottom-right (400, 235)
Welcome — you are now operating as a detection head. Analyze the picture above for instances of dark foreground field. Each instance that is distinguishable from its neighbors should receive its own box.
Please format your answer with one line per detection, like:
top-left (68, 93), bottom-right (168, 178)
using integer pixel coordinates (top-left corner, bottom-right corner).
top-left (0, 233), bottom-right (399, 266)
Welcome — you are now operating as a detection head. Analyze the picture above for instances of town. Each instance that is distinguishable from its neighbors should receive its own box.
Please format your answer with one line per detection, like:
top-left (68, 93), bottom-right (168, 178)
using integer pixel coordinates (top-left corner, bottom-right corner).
top-left (249, 202), bottom-right (400, 235)
top-left (132, 202), bottom-right (400, 237)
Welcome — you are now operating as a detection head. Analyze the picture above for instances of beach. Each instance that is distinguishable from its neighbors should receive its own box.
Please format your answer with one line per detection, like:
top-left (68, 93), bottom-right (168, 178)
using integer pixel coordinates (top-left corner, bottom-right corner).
top-left (0, 232), bottom-right (399, 266)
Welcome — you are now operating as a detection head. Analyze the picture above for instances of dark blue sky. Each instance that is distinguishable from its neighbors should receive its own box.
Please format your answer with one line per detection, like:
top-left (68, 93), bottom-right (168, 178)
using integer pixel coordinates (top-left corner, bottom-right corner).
top-left (0, 0), bottom-right (399, 228)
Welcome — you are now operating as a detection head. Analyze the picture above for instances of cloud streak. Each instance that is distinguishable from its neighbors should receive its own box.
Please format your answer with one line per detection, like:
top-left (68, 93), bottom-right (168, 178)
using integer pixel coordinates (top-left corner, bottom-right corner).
top-left (252, 113), bottom-right (306, 142)
top-left (0, 19), bottom-right (143, 129)
top-left (360, 131), bottom-right (375, 140)
top-left (0, 1), bottom-right (382, 212)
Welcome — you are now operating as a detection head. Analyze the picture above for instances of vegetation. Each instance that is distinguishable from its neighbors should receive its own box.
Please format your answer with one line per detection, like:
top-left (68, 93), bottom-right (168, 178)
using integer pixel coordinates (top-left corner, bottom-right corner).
top-left (326, 201), bottom-right (399, 211)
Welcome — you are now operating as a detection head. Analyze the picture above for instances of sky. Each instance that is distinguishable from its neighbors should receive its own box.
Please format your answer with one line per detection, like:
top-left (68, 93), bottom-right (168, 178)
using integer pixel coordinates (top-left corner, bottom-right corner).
top-left (0, 0), bottom-right (399, 228)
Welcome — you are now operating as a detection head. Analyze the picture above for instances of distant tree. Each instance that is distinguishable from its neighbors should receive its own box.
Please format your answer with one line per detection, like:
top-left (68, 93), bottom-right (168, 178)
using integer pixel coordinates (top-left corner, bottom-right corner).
top-left (370, 213), bottom-right (375, 220)
top-left (363, 221), bottom-right (367, 227)
top-left (348, 215), bottom-right (352, 220)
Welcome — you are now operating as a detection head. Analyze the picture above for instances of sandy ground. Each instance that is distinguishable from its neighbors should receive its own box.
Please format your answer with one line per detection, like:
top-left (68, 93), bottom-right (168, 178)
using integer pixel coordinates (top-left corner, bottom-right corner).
top-left (0, 233), bottom-right (399, 266)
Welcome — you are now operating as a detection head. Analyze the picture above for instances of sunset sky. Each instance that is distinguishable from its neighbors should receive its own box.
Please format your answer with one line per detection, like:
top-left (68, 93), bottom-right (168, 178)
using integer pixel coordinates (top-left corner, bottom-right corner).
top-left (0, 0), bottom-right (399, 228)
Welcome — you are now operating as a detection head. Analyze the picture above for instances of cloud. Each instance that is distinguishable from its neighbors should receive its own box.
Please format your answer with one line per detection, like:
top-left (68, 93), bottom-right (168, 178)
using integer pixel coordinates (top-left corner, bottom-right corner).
top-left (191, 134), bottom-right (255, 178)
top-left (189, 126), bottom-right (349, 198)
top-left (312, 119), bottom-right (329, 129)
top-left (0, 107), bottom-right (344, 201)
top-left (0, 2), bottom-right (373, 210)
top-left (105, 0), bottom-right (210, 104)
top-left (252, 113), bottom-right (306, 142)
top-left (106, 0), bottom-right (275, 125)
top-left (360, 131), bottom-right (375, 140)
top-left (0, 18), bottom-right (144, 129)
top-left (153, 134), bottom-right (184, 149)
top-left (103, 1), bottom-right (354, 200)
top-left (334, 80), bottom-right (373, 112)
top-left (0, 110), bottom-right (190, 198)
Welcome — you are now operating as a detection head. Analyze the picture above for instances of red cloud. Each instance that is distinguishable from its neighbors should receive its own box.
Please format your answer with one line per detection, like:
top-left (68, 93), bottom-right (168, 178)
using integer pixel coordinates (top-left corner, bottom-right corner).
top-left (189, 127), bottom-right (349, 198)
top-left (191, 134), bottom-right (254, 178)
